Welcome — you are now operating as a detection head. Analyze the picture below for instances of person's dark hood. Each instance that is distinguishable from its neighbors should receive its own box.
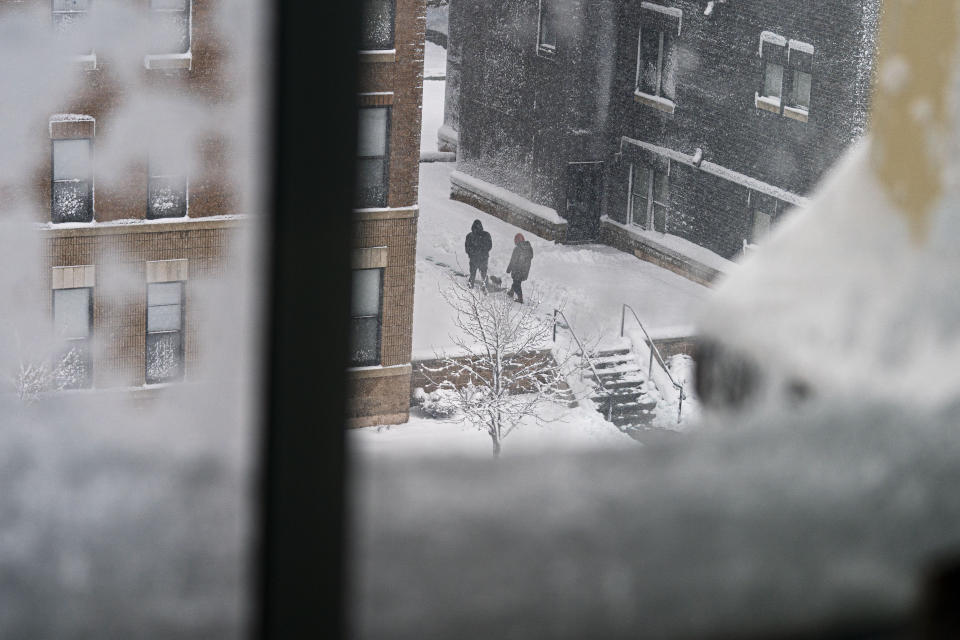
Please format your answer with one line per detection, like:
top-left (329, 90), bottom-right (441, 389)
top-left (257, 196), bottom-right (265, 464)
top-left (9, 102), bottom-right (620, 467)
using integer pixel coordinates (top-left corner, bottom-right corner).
top-left (471, 220), bottom-right (483, 233)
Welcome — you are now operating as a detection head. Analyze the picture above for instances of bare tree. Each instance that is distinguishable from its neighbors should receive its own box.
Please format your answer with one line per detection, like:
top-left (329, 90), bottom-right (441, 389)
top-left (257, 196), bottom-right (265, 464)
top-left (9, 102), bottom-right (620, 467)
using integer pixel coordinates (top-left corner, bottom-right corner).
top-left (424, 278), bottom-right (570, 458)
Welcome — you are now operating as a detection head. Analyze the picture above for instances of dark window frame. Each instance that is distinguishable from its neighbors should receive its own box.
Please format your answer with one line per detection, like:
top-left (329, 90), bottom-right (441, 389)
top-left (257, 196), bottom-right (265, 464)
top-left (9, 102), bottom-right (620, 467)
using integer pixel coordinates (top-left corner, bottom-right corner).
top-left (51, 137), bottom-right (94, 224)
top-left (355, 105), bottom-right (391, 209)
top-left (52, 285), bottom-right (94, 389)
top-left (145, 280), bottom-right (186, 384)
top-left (349, 267), bottom-right (384, 367)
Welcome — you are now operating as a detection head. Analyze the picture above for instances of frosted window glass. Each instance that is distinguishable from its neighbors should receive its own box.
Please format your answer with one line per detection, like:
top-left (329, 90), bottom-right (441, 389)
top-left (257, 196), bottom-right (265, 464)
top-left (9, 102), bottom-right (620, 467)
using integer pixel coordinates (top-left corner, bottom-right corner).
top-left (53, 0), bottom-right (89, 11)
top-left (764, 62), bottom-right (783, 98)
top-left (358, 108), bottom-right (388, 157)
top-left (54, 288), bottom-right (90, 339)
top-left (351, 269), bottom-right (381, 318)
top-left (151, 0), bottom-right (188, 9)
top-left (148, 305), bottom-right (181, 332)
top-left (793, 71), bottom-right (812, 108)
top-left (148, 282), bottom-right (182, 307)
top-left (53, 139), bottom-right (91, 180)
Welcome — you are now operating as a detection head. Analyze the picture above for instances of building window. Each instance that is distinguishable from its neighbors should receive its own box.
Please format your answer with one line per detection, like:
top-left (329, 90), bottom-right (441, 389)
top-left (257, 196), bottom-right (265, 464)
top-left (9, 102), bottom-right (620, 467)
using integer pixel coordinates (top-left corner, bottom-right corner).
top-left (361, 0), bottom-right (394, 50)
top-left (52, 0), bottom-right (89, 32)
top-left (350, 268), bottom-right (383, 367)
top-left (150, 0), bottom-right (191, 55)
top-left (756, 31), bottom-right (786, 113)
top-left (148, 149), bottom-right (188, 219)
top-left (784, 40), bottom-right (814, 122)
top-left (146, 281), bottom-right (185, 384)
top-left (627, 162), bottom-right (669, 233)
top-left (356, 106), bottom-right (390, 208)
top-left (52, 138), bottom-right (93, 223)
top-left (53, 286), bottom-right (93, 389)
top-left (53, 0), bottom-right (93, 56)
top-left (634, 3), bottom-right (681, 113)
top-left (537, 0), bottom-right (557, 55)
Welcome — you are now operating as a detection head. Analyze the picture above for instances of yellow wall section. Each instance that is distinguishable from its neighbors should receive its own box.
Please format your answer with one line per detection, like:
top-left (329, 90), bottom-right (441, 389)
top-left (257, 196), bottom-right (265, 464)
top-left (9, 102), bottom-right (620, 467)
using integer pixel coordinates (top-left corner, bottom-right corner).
top-left (871, 0), bottom-right (959, 244)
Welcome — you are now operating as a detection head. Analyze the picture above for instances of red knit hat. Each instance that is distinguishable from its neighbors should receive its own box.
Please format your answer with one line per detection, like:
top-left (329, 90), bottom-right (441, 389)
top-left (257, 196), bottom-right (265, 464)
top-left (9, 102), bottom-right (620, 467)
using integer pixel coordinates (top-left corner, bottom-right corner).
top-left (514, 233), bottom-right (525, 244)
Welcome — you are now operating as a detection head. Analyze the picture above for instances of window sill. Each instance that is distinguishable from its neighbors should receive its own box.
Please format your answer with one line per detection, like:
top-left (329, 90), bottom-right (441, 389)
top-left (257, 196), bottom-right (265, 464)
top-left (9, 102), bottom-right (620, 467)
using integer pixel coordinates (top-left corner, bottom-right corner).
top-left (783, 106), bottom-right (809, 123)
top-left (359, 49), bottom-right (396, 63)
top-left (536, 44), bottom-right (557, 59)
top-left (754, 93), bottom-right (782, 114)
top-left (634, 90), bottom-right (676, 114)
top-left (69, 53), bottom-right (97, 71)
top-left (144, 51), bottom-right (192, 71)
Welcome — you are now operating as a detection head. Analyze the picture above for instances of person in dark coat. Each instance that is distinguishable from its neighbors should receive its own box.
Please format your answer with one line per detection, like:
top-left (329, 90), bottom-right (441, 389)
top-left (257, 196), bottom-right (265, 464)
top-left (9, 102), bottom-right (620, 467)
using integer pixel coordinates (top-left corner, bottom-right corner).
top-left (464, 219), bottom-right (493, 289)
top-left (506, 233), bottom-right (534, 303)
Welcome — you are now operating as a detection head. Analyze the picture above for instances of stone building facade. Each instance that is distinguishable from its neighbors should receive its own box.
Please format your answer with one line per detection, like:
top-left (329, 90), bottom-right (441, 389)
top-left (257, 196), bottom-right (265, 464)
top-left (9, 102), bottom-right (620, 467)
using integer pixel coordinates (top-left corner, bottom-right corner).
top-left (348, 0), bottom-right (425, 427)
top-left (444, 0), bottom-right (881, 275)
top-left (18, 0), bottom-right (242, 391)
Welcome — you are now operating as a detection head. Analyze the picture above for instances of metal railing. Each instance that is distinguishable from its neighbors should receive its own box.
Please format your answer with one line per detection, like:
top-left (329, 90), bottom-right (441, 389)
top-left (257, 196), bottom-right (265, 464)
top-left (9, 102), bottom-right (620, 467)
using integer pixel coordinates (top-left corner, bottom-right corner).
top-left (620, 304), bottom-right (686, 423)
top-left (552, 309), bottom-right (613, 419)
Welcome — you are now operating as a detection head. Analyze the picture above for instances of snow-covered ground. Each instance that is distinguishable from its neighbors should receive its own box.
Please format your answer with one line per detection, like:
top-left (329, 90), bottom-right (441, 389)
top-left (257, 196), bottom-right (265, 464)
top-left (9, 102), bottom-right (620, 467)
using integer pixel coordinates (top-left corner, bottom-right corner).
top-left (351, 401), bottom-right (635, 458)
top-left (352, 66), bottom-right (711, 454)
top-left (414, 161), bottom-right (709, 359)
top-left (423, 40), bottom-right (446, 79)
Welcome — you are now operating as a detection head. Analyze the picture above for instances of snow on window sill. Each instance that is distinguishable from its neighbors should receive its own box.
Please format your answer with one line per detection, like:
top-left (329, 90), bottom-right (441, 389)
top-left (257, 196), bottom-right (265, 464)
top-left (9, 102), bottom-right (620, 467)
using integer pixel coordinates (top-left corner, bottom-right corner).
top-left (783, 105), bottom-right (809, 123)
top-left (754, 93), bottom-right (782, 114)
top-left (359, 49), bottom-right (396, 63)
top-left (634, 89), bottom-right (676, 114)
top-left (143, 51), bottom-right (192, 71)
top-left (69, 53), bottom-right (97, 71)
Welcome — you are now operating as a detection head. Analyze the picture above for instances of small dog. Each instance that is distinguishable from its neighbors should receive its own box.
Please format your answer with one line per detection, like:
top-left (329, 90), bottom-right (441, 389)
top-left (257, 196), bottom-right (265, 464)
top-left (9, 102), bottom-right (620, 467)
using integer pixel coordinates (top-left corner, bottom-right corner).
top-left (488, 275), bottom-right (502, 288)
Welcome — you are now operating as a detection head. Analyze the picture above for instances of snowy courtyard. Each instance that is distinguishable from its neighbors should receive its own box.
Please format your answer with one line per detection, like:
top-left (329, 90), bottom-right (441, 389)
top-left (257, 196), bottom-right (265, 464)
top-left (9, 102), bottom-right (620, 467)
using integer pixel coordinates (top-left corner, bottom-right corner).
top-left (352, 53), bottom-right (713, 455)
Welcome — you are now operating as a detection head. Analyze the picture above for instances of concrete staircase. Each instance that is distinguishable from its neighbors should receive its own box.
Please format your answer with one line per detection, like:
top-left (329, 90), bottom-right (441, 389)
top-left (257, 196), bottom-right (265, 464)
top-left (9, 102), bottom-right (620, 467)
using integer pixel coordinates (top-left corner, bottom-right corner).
top-left (588, 346), bottom-right (658, 430)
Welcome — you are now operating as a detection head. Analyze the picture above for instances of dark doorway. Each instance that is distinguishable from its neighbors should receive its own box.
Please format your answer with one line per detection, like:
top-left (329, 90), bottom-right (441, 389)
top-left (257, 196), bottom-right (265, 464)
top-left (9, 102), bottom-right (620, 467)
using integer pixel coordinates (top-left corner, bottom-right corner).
top-left (564, 161), bottom-right (604, 243)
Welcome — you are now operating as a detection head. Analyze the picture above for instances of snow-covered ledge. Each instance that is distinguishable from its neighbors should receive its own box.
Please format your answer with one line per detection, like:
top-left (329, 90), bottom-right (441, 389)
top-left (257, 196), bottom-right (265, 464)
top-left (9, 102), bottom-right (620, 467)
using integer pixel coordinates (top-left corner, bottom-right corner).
top-left (144, 51), bottom-right (192, 71)
top-left (602, 216), bottom-right (734, 286)
top-left (69, 53), bottom-right (97, 71)
top-left (450, 170), bottom-right (568, 242)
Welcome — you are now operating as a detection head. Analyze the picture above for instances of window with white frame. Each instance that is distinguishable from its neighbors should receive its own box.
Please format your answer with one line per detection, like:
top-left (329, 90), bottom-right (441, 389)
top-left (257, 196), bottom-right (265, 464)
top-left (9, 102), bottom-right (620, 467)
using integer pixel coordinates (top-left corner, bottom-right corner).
top-left (756, 31), bottom-right (786, 113)
top-left (150, 0), bottom-right (191, 55)
top-left (52, 138), bottom-right (93, 223)
top-left (356, 106), bottom-right (390, 208)
top-left (784, 39), bottom-right (814, 121)
top-left (148, 147), bottom-right (188, 219)
top-left (53, 286), bottom-right (93, 389)
top-left (627, 162), bottom-right (670, 232)
top-left (537, 0), bottom-right (557, 54)
top-left (146, 281), bottom-right (185, 384)
top-left (350, 268), bottom-right (383, 367)
top-left (361, 0), bottom-right (394, 50)
top-left (635, 3), bottom-right (681, 111)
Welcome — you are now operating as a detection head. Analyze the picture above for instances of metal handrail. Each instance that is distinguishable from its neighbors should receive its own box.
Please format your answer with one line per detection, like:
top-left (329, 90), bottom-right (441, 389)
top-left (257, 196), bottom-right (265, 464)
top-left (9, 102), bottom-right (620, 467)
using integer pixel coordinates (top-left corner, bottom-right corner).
top-left (620, 304), bottom-right (686, 422)
top-left (552, 309), bottom-right (613, 417)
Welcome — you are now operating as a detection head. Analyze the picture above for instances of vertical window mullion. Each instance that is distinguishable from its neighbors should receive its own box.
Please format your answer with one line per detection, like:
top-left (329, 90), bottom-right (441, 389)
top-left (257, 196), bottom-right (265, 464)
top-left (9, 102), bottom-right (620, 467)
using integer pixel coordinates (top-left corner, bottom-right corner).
top-left (656, 31), bottom-right (664, 97)
top-left (646, 168), bottom-right (654, 229)
top-left (626, 164), bottom-right (634, 225)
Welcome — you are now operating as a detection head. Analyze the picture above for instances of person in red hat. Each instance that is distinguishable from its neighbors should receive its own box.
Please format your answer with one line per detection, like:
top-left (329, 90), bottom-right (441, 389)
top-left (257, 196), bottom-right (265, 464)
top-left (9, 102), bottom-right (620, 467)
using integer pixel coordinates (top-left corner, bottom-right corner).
top-left (506, 233), bottom-right (534, 303)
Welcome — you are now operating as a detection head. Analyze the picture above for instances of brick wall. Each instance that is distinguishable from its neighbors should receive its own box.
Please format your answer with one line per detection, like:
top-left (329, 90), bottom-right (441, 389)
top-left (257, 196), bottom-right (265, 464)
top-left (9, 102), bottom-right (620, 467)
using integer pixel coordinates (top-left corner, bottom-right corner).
top-left (348, 0), bottom-right (426, 427)
top-left (22, 0), bottom-right (245, 389)
top-left (44, 219), bottom-right (238, 387)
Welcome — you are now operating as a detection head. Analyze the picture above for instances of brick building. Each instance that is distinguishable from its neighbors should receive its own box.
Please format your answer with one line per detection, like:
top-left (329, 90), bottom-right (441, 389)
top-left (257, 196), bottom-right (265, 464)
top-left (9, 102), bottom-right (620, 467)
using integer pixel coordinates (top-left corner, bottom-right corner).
top-left (444, 0), bottom-right (881, 277)
top-left (15, 0), bottom-right (242, 390)
top-left (348, 0), bottom-right (424, 427)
